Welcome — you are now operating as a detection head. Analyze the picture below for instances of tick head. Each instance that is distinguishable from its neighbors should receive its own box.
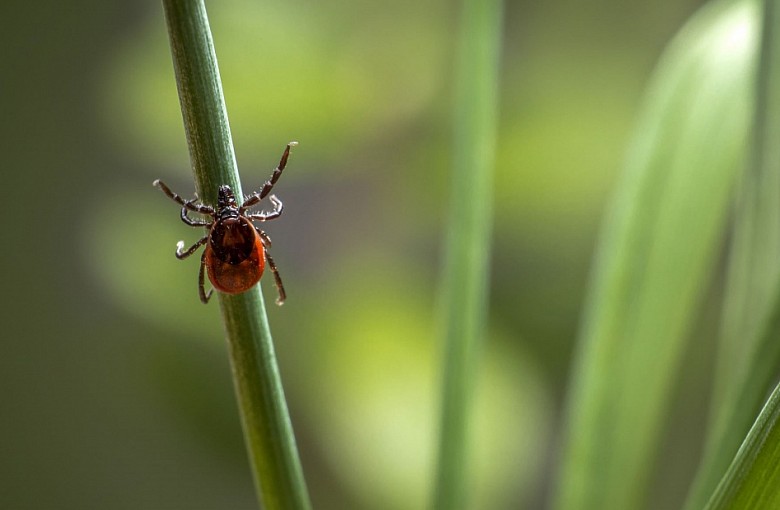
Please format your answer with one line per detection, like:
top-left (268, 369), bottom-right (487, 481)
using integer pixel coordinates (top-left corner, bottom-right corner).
top-left (217, 185), bottom-right (238, 211)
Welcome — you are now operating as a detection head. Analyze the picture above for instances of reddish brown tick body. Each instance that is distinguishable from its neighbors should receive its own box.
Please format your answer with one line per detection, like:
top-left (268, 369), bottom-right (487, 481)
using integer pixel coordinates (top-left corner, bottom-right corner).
top-left (206, 212), bottom-right (265, 294)
top-left (154, 142), bottom-right (297, 305)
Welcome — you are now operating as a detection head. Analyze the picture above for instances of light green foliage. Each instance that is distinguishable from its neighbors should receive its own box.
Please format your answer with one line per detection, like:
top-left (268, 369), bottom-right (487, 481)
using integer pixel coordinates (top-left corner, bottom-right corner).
top-left (555, 1), bottom-right (759, 509)
top-left (688, 0), bottom-right (780, 508)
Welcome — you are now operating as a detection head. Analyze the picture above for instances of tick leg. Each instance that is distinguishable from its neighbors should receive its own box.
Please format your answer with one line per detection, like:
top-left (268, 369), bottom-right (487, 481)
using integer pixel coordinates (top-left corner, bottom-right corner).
top-left (154, 180), bottom-right (215, 215)
top-left (264, 250), bottom-right (286, 306)
top-left (240, 141), bottom-right (297, 212)
top-left (256, 228), bottom-right (273, 248)
top-left (175, 236), bottom-right (208, 260)
top-left (198, 250), bottom-right (213, 304)
top-left (181, 205), bottom-right (212, 227)
top-left (246, 195), bottom-right (283, 222)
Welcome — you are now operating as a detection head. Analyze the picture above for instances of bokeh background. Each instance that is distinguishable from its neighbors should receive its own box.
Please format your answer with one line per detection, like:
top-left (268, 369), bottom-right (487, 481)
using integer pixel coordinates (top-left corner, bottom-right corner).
top-left (2, 0), bottom-right (710, 508)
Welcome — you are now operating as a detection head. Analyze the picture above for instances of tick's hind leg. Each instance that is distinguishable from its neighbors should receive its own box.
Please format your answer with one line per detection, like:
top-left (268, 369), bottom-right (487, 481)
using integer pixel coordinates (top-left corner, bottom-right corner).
top-left (255, 228), bottom-right (284, 304)
top-left (264, 250), bottom-right (286, 306)
top-left (256, 229), bottom-right (273, 248)
top-left (199, 250), bottom-right (214, 304)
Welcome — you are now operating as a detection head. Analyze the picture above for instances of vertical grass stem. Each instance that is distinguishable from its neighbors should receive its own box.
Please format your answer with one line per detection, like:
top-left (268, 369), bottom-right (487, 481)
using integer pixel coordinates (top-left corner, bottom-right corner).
top-left (161, 1), bottom-right (311, 508)
top-left (432, 0), bottom-right (504, 508)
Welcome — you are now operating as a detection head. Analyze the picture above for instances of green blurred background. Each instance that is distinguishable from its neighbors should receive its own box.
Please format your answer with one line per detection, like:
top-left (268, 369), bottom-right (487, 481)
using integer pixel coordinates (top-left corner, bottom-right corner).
top-left (1, 0), bottom-right (709, 508)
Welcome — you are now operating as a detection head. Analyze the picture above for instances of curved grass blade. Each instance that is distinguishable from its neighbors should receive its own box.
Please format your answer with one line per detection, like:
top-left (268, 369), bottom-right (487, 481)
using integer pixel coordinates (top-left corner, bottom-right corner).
top-left (554, 1), bottom-right (758, 509)
top-left (685, 0), bottom-right (780, 507)
top-left (704, 379), bottom-right (780, 509)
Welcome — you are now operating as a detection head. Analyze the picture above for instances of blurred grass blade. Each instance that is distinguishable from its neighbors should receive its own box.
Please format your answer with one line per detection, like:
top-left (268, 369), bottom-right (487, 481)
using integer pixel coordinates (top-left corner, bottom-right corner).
top-left (704, 379), bottom-right (780, 509)
top-left (432, 0), bottom-right (503, 508)
top-left (161, 1), bottom-right (311, 509)
top-left (685, 0), bottom-right (780, 507)
top-left (553, 1), bottom-right (757, 509)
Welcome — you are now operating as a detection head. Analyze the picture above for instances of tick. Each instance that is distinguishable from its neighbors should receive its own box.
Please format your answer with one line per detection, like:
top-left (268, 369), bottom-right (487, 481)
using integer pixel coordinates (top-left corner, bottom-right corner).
top-left (153, 141), bottom-right (297, 305)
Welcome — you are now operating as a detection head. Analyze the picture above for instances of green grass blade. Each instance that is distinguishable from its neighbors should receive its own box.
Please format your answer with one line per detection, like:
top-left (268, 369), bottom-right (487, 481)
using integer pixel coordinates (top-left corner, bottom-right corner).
top-left (553, 1), bottom-right (757, 509)
top-left (161, 1), bottom-right (311, 509)
top-left (432, 0), bottom-right (504, 508)
top-left (704, 380), bottom-right (780, 509)
top-left (685, 0), bottom-right (780, 507)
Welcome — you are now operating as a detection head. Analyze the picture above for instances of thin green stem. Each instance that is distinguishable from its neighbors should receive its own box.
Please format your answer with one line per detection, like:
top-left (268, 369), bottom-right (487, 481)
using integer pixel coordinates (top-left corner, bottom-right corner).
top-left (161, 1), bottom-right (310, 509)
top-left (432, 0), bottom-right (503, 508)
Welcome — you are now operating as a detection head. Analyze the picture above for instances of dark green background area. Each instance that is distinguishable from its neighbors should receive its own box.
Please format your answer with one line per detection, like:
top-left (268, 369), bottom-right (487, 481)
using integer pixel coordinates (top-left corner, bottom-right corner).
top-left (0, 0), bottom-right (705, 508)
